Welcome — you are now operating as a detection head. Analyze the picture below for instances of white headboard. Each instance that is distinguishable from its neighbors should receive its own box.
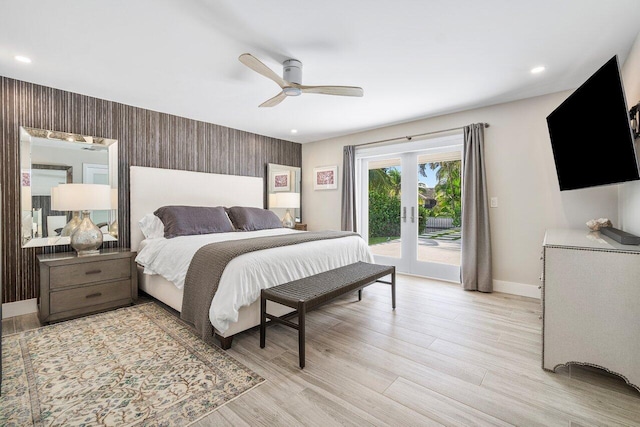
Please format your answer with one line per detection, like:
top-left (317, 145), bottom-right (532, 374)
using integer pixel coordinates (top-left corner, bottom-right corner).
top-left (129, 166), bottom-right (263, 251)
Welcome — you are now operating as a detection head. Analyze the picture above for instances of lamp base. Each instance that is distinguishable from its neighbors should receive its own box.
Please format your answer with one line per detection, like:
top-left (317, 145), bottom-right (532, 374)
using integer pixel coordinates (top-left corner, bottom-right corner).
top-left (109, 219), bottom-right (118, 238)
top-left (61, 211), bottom-right (82, 237)
top-left (282, 209), bottom-right (295, 228)
top-left (70, 211), bottom-right (104, 256)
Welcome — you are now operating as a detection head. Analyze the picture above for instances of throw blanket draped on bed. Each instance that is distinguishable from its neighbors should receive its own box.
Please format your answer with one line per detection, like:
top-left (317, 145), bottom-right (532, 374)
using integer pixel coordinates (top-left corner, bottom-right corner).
top-left (181, 230), bottom-right (358, 341)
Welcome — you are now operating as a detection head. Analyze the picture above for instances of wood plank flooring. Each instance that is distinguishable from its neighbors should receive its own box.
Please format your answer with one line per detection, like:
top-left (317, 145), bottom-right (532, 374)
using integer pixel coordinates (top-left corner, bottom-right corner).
top-left (3, 274), bottom-right (639, 426)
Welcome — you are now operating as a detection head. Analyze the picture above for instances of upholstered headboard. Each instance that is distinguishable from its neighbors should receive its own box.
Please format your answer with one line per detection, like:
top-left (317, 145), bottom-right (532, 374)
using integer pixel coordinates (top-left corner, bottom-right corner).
top-left (129, 166), bottom-right (263, 251)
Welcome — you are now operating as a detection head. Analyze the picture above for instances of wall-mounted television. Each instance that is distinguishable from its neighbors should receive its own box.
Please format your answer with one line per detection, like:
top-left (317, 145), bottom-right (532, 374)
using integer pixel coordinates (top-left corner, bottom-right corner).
top-left (546, 55), bottom-right (639, 191)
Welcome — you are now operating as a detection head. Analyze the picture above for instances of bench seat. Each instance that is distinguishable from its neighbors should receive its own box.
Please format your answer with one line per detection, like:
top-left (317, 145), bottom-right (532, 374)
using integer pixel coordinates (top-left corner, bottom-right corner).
top-left (260, 261), bottom-right (396, 368)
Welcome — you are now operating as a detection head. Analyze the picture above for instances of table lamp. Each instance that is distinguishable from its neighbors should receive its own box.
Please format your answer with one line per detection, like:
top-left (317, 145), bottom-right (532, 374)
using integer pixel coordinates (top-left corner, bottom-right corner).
top-left (56, 184), bottom-right (112, 256)
top-left (271, 192), bottom-right (300, 228)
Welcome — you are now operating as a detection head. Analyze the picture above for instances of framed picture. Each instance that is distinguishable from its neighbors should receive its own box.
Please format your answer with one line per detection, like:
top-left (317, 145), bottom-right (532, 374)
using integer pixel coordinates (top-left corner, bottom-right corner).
top-left (313, 166), bottom-right (338, 190)
top-left (272, 170), bottom-right (290, 192)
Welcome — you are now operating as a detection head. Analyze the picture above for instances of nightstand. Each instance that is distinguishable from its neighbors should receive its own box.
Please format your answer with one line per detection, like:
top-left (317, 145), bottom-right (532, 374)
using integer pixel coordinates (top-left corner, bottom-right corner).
top-left (37, 248), bottom-right (138, 324)
top-left (294, 223), bottom-right (308, 231)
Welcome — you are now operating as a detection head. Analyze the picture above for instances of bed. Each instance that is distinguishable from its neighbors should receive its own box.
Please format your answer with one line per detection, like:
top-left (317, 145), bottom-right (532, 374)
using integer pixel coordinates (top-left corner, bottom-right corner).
top-left (130, 166), bottom-right (374, 348)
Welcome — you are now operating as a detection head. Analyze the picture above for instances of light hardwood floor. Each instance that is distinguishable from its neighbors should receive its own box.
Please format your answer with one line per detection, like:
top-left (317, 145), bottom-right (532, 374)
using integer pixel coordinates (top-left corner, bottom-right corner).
top-left (3, 274), bottom-right (639, 426)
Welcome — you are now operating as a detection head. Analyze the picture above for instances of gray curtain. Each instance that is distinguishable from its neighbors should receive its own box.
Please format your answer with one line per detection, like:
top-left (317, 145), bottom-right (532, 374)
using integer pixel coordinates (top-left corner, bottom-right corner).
top-left (461, 124), bottom-right (492, 292)
top-left (341, 145), bottom-right (357, 232)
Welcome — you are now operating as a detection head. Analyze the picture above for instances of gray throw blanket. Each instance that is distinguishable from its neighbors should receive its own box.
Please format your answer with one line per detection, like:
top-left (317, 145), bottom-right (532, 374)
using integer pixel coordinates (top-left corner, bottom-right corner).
top-left (181, 230), bottom-right (358, 342)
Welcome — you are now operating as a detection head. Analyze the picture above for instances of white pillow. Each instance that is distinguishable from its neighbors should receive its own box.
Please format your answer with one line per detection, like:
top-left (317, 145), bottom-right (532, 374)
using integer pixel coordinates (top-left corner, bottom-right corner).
top-left (139, 213), bottom-right (165, 239)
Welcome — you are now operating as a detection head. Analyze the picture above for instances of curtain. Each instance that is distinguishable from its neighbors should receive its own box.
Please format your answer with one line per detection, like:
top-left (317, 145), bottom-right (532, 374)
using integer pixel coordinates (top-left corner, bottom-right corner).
top-left (461, 124), bottom-right (492, 292)
top-left (341, 145), bottom-right (357, 232)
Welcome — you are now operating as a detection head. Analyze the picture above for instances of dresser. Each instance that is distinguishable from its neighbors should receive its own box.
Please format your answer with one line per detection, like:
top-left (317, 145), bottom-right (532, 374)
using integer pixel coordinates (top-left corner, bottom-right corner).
top-left (38, 249), bottom-right (138, 324)
top-left (542, 229), bottom-right (640, 391)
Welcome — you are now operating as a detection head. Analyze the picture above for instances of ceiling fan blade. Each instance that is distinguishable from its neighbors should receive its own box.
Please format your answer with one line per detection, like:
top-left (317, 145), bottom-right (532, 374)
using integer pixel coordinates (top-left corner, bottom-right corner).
top-left (259, 91), bottom-right (287, 108)
top-left (297, 85), bottom-right (364, 97)
top-left (239, 53), bottom-right (287, 88)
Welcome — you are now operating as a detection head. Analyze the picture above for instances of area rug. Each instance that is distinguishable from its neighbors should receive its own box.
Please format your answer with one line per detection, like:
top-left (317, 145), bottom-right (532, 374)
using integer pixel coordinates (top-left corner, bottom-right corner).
top-left (0, 303), bottom-right (264, 426)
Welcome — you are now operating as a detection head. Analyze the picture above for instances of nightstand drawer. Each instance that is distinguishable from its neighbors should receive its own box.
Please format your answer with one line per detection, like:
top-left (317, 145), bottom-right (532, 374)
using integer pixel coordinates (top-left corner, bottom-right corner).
top-left (50, 258), bottom-right (131, 289)
top-left (50, 279), bottom-right (132, 314)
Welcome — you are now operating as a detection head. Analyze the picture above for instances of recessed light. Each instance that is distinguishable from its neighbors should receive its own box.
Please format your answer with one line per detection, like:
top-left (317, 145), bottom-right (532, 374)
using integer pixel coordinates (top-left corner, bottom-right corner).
top-left (531, 66), bottom-right (546, 74)
top-left (290, 129), bottom-right (298, 134)
top-left (15, 55), bottom-right (32, 63)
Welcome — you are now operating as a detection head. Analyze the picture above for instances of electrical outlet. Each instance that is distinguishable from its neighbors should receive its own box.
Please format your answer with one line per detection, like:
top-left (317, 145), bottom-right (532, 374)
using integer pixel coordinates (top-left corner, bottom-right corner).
top-left (490, 197), bottom-right (498, 208)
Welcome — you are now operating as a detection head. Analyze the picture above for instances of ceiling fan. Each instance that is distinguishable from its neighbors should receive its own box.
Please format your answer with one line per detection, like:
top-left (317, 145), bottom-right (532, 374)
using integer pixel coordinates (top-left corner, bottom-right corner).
top-left (238, 53), bottom-right (364, 107)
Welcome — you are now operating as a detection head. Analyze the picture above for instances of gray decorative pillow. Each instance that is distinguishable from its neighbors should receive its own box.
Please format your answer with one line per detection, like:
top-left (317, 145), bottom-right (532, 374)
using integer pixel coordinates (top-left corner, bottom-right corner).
top-left (154, 205), bottom-right (234, 238)
top-left (226, 206), bottom-right (283, 231)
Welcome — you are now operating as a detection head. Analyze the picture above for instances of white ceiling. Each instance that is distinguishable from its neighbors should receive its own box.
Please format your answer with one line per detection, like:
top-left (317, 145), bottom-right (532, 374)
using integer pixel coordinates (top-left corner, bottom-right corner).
top-left (1, 1), bottom-right (639, 143)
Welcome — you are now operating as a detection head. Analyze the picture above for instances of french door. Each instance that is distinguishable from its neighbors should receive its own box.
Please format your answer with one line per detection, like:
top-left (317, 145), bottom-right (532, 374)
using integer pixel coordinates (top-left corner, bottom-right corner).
top-left (357, 135), bottom-right (463, 282)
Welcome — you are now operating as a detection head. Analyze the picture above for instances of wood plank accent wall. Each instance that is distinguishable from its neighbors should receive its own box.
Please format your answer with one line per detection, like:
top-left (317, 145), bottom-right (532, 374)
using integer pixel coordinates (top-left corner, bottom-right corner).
top-left (0, 76), bottom-right (301, 303)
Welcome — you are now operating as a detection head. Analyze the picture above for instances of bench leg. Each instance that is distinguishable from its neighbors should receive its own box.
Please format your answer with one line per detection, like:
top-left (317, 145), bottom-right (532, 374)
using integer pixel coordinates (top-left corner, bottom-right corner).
top-left (260, 291), bottom-right (266, 348)
top-left (392, 270), bottom-right (396, 309)
top-left (358, 289), bottom-right (362, 301)
top-left (298, 301), bottom-right (306, 369)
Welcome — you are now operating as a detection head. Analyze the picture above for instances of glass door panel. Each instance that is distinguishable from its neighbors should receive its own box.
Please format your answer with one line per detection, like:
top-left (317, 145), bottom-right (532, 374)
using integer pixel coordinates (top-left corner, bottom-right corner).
top-left (416, 153), bottom-right (462, 268)
top-left (367, 157), bottom-right (402, 260)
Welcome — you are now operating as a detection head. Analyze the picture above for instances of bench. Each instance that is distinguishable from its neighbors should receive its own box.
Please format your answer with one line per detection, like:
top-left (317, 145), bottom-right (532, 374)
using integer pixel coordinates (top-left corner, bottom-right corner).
top-left (260, 261), bottom-right (396, 368)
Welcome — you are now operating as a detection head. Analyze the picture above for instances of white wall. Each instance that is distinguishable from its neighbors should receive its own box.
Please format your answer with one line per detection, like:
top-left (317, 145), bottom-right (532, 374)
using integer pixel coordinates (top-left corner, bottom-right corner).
top-left (621, 31), bottom-right (640, 235)
top-left (303, 92), bottom-right (620, 296)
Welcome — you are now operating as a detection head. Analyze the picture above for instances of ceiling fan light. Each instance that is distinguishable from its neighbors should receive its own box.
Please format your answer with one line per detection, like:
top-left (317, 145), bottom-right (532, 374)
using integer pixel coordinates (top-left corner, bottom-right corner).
top-left (283, 87), bottom-right (302, 96)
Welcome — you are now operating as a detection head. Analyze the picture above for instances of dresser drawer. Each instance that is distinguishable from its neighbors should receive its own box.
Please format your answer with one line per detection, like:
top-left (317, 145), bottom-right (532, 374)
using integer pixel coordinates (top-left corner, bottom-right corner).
top-left (50, 279), bottom-right (132, 314)
top-left (49, 258), bottom-right (131, 289)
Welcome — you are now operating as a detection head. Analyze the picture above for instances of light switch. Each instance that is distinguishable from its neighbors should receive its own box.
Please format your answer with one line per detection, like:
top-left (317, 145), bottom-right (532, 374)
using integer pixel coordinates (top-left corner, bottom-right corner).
top-left (490, 197), bottom-right (498, 208)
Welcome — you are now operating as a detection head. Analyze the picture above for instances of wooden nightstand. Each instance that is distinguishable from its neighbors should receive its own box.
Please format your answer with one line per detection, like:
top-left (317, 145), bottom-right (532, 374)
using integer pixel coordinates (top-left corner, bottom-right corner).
top-left (294, 223), bottom-right (308, 231)
top-left (37, 248), bottom-right (138, 324)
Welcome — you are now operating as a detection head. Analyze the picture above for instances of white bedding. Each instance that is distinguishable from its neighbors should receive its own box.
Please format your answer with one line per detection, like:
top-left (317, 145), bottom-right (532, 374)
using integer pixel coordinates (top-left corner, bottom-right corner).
top-left (135, 228), bottom-right (374, 333)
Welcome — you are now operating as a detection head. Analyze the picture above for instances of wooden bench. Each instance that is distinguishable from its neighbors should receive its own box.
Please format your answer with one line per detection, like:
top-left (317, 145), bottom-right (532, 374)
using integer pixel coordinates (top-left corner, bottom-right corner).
top-left (260, 261), bottom-right (396, 368)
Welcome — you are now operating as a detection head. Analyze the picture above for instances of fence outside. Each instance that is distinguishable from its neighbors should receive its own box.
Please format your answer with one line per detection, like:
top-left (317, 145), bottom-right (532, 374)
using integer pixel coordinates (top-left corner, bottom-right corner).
top-left (424, 217), bottom-right (454, 230)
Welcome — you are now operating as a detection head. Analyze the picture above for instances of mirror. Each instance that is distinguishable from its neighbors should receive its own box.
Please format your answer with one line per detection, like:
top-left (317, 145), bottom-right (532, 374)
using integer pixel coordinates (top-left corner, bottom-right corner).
top-left (20, 126), bottom-right (118, 248)
top-left (267, 163), bottom-right (301, 227)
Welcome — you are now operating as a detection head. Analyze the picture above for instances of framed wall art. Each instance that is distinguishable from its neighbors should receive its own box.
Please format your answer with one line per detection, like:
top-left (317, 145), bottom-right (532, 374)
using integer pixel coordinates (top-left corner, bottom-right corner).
top-left (272, 170), bottom-right (290, 192)
top-left (313, 165), bottom-right (338, 190)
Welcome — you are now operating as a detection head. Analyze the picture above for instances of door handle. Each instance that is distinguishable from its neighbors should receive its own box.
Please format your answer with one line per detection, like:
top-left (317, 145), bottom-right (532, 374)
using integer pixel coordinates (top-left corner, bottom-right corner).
top-left (401, 206), bottom-right (407, 223)
top-left (411, 206), bottom-right (415, 223)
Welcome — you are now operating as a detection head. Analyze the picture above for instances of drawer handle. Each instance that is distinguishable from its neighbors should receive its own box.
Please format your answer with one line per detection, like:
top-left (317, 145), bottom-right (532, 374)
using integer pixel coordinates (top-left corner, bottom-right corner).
top-left (85, 269), bottom-right (102, 275)
top-left (85, 292), bottom-right (102, 299)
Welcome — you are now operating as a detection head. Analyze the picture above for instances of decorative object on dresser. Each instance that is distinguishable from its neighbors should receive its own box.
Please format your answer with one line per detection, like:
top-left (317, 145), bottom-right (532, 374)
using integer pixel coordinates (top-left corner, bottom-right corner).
top-left (269, 192), bottom-right (300, 228)
top-left (0, 303), bottom-right (264, 425)
top-left (294, 223), bottom-right (308, 231)
top-left (313, 165), bottom-right (338, 190)
top-left (542, 228), bottom-right (640, 392)
top-left (37, 248), bottom-right (138, 324)
top-left (585, 217), bottom-right (612, 231)
top-left (55, 183), bottom-right (113, 256)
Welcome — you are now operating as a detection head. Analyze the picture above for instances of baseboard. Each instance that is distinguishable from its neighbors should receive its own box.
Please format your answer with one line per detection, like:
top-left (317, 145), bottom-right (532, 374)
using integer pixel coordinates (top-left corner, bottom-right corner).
top-left (493, 280), bottom-right (540, 299)
top-left (2, 298), bottom-right (38, 319)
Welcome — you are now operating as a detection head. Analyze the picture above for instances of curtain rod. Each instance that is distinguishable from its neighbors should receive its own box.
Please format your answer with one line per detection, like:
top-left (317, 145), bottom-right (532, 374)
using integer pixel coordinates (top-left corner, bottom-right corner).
top-left (354, 123), bottom-right (489, 148)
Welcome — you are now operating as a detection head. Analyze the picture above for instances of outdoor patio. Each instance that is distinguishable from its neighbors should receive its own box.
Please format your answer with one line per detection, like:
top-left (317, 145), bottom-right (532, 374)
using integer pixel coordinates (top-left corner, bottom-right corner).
top-left (369, 228), bottom-right (461, 265)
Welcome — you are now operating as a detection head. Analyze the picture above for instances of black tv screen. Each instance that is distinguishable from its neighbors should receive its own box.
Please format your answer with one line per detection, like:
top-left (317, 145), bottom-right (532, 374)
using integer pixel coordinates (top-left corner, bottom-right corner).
top-left (546, 55), bottom-right (639, 191)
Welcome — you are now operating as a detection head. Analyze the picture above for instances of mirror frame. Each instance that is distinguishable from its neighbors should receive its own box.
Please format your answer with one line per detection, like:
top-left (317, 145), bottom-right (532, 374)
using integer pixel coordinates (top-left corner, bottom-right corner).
top-left (20, 126), bottom-right (118, 248)
top-left (266, 163), bottom-right (301, 224)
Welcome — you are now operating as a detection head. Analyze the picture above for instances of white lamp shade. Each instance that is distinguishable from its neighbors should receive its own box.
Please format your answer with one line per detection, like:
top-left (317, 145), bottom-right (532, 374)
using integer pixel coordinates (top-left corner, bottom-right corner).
top-left (51, 186), bottom-right (60, 210)
top-left (111, 188), bottom-right (118, 209)
top-left (21, 185), bottom-right (32, 210)
top-left (271, 192), bottom-right (300, 209)
top-left (56, 184), bottom-right (112, 211)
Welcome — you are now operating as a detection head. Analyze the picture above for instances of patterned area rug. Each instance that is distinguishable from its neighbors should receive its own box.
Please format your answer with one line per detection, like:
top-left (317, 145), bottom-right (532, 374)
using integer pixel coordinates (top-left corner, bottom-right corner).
top-left (1, 303), bottom-right (264, 426)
